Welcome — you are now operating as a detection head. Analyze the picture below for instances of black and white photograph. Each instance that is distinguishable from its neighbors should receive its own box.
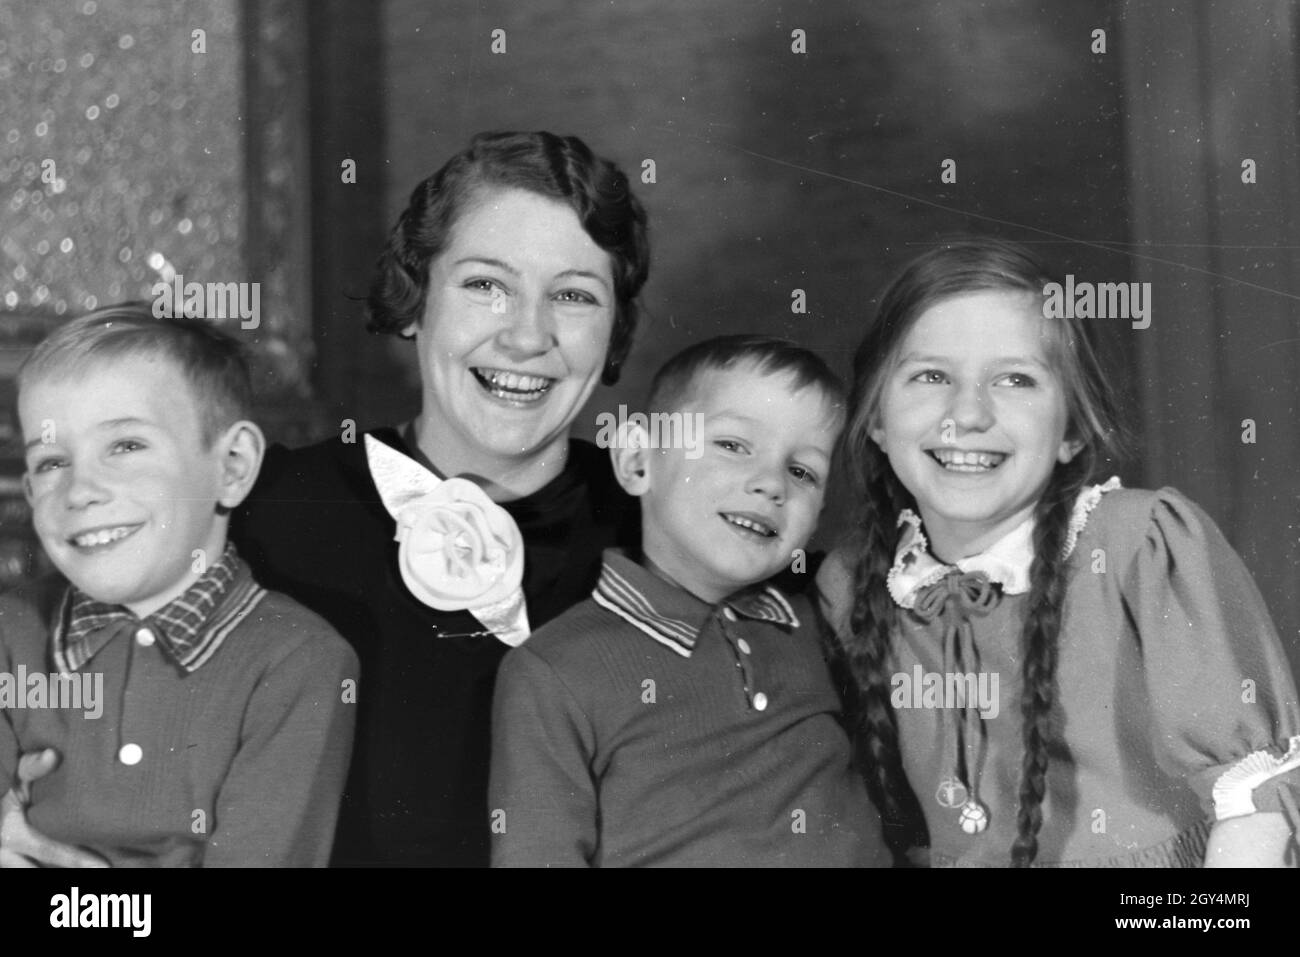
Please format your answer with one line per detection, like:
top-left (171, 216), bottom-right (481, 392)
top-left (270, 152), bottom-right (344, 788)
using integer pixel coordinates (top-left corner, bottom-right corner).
top-left (0, 0), bottom-right (1297, 937)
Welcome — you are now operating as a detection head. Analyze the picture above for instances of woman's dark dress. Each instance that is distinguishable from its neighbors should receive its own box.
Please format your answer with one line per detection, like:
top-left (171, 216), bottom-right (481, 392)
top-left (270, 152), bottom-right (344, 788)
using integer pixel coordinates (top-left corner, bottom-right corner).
top-left (231, 426), bottom-right (638, 866)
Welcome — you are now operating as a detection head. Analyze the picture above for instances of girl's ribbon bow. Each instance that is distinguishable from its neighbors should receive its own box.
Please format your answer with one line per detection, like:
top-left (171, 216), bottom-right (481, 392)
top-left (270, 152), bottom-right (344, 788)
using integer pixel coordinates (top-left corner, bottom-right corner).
top-left (911, 570), bottom-right (1000, 623)
top-left (912, 569), bottom-right (1000, 836)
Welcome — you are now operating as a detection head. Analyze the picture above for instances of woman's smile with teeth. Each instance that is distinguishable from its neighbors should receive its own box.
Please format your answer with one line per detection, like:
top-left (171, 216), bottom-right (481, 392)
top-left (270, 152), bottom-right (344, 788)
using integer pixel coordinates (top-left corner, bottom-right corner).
top-left (721, 513), bottom-right (777, 537)
top-left (70, 525), bottom-right (140, 548)
top-left (471, 367), bottom-right (555, 400)
top-left (928, 448), bottom-right (1007, 471)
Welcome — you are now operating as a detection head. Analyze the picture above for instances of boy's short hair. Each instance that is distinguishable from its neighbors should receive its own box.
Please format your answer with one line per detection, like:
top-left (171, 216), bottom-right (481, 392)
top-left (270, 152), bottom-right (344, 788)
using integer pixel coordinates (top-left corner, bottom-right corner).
top-left (647, 334), bottom-right (845, 420)
top-left (18, 302), bottom-right (253, 447)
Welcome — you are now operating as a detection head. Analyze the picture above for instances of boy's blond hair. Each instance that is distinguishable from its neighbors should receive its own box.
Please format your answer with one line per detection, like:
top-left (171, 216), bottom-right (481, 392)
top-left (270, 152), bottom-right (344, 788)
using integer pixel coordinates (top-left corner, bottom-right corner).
top-left (19, 302), bottom-right (254, 447)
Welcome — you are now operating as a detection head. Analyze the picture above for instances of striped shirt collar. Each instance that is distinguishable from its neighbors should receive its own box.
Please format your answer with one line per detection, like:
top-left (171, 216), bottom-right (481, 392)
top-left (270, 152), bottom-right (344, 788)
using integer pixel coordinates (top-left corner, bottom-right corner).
top-left (592, 549), bottom-right (800, 658)
top-left (54, 541), bottom-right (264, 674)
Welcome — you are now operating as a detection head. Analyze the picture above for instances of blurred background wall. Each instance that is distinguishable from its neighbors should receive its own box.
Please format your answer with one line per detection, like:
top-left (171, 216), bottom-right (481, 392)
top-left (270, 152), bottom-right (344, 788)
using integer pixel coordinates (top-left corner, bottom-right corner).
top-left (2, 0), bottom-right (1297, 670)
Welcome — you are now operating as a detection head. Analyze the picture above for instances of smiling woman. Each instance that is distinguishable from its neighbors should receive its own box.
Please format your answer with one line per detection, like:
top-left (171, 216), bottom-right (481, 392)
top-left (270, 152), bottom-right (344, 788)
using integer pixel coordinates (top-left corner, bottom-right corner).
top-left (402, 188), bottom-right (618, 497)
top-left (223, 131), bottom-right (651, 867)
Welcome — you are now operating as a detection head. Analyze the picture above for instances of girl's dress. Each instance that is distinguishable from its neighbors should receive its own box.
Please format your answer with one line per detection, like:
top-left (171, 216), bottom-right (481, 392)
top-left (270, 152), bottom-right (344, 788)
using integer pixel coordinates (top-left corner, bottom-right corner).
top-left (880, 479), bottom-right (1299, 866)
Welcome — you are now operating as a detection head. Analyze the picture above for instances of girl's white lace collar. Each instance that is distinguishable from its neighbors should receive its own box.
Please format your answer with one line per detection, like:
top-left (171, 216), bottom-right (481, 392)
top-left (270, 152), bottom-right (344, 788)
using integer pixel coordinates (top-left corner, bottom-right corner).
top-left (887, 476), bottom-right (1122, 609)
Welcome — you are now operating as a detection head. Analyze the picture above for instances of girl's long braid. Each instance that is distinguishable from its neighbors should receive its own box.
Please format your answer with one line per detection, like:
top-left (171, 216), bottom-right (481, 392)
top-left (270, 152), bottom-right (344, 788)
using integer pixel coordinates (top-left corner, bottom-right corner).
top-left (1010, 458), bottom-right (1092, 866)
top-left (841, 446), bottom-right (928, 863)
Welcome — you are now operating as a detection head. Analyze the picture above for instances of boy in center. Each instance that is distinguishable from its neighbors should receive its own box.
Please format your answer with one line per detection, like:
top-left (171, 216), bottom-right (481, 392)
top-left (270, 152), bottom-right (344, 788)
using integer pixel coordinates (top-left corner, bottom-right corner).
top-left (489, 335), bottom-right (887, 866)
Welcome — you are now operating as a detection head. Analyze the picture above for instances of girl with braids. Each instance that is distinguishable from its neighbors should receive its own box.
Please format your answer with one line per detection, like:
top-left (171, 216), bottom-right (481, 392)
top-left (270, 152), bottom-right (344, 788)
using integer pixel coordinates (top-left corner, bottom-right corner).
top-left (817, 238), bottom-right (1300, 867)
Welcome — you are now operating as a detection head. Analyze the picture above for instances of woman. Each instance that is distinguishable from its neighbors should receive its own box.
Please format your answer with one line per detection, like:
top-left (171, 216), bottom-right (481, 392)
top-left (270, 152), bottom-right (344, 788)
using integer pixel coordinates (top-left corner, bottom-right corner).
top-left (0, 131), bottom-right (650, 868)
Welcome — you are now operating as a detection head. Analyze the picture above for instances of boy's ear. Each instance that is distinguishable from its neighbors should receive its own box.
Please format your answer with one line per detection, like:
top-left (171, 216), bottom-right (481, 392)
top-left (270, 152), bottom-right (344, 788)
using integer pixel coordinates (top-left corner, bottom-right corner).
top-left (214, 420), bottom-right (266, 509)
top-left (609, 422), bottom-right (652, 496)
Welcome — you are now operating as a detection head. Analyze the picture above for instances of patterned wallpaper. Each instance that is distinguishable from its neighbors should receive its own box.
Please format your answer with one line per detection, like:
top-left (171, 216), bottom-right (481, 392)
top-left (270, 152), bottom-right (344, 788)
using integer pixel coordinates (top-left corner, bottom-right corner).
top-left (0, 0), bottom-right (244, 316)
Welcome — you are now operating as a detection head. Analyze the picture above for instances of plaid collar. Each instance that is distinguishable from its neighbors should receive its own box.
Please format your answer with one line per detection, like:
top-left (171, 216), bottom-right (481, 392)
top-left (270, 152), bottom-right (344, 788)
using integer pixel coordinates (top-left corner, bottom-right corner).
top-left (54, 541), bottom-right (264, 674)
top-left (591, 548), bottom-right (800, 658)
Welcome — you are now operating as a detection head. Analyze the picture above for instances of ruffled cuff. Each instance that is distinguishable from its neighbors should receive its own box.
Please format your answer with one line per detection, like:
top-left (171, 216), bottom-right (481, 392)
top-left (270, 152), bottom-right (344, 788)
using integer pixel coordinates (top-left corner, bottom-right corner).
top-left (1211, 735), bottom-right (1300, 820)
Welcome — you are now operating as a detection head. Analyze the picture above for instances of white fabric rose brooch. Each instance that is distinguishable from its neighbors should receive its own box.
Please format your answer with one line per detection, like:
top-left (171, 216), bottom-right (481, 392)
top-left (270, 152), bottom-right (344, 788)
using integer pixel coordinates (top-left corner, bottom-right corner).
top-left (365, 434), bottom-right (530, 646)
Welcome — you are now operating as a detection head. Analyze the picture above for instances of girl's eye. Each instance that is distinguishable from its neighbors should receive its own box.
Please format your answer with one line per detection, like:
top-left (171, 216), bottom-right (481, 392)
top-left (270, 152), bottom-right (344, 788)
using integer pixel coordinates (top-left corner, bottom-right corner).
top-left (554, 289), bottom-right (597, 305)
top-left (715, 439), bottom-right (746, 453)
top-left (995, 372), bottom-right (1037, 388)
top-left (32, 457), bottom-right (66, 474)
top-left (789, 465), bottom-right (819, 486)
top-left (911, 369), bottom-right (948, 385)
top-left (111, 439), bottom-right (145, 454)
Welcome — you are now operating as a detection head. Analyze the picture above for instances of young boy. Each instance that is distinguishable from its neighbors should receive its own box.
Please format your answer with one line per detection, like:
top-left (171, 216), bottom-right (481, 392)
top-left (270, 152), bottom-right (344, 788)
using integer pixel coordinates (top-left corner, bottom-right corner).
top-left (0, 304), bottom-right (357, 867)
top-left (489, 335), bottom-right (887, 867)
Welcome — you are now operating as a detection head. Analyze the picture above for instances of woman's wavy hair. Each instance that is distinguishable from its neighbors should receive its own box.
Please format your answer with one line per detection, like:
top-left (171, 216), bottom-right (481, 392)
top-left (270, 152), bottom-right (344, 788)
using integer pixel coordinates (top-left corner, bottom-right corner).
top-left (836, 237), bottom-right (1127, 866)
top-left (367, 130), bottom-right (650, 385)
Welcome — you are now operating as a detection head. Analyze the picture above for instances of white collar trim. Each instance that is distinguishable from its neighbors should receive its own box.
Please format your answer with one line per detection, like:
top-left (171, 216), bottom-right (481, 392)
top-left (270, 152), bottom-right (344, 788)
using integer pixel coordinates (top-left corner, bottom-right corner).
top-left (887, 476), bottom-right (1122, 609)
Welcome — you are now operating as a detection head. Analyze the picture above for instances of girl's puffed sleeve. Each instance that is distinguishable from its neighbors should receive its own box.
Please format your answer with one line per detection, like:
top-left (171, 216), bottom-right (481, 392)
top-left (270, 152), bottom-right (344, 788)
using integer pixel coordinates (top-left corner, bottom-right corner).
top-left (1121, 488), bottom-right (1300, 826)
